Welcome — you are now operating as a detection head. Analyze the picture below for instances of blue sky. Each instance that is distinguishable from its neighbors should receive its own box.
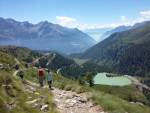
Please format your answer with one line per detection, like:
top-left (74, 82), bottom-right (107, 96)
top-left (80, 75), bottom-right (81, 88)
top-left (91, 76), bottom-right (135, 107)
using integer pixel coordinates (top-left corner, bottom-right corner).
top-left (0, 0), bottom-right (150, 29)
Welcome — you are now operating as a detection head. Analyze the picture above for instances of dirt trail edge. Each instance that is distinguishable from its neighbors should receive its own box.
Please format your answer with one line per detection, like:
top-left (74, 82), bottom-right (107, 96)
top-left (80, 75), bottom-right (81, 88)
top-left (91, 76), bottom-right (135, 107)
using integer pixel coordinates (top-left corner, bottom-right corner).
top-left (52, 88), bottom-right (106, 113)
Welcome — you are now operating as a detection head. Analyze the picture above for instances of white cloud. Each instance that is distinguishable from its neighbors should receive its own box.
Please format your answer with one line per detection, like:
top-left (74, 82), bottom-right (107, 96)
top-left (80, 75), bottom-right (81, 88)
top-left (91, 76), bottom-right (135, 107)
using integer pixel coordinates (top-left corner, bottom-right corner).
top-left (140, 10), bottom-right (150, 19)
top-left (56, 16), bottom-right (118, 30)
top-left (55, 10), bottom-right (150, 30)
top-left (121, 16), bottom-right (127, 22)
top-left (56, 16), bottom-right (79, 28)
top-left (55, 16), bottom-right (133, 30)
top-left (125, 10), bottom-right (150, 26)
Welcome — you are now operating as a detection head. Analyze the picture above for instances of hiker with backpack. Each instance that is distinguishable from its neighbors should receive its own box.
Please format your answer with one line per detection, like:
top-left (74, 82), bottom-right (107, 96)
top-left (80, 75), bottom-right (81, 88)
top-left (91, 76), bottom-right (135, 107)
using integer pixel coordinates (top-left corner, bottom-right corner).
top-left (38, 67), bottom-right (45, 87)
top-left (14, 64), bottom-right (19, 70)
top-left (17, 70), bottom-right (24, 80)
top-left (46, 69), bottom-right (53, 89)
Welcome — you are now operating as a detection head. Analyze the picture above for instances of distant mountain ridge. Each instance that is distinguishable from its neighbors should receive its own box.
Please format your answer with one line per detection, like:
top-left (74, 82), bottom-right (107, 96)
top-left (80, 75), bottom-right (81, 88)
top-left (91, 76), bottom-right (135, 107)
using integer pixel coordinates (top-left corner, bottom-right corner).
top-left (0, 17), bottom-right (96, 54)
top-left (100, 21), bottom-right (150, 41)
top-left (84, 25), bottom-right (133, 43)
top-left (79, 21), bottom-right (150, 76)
top-left (101, 25), bottom-right (132, 40)
top-left (84, 28), bottom-right (112, 42)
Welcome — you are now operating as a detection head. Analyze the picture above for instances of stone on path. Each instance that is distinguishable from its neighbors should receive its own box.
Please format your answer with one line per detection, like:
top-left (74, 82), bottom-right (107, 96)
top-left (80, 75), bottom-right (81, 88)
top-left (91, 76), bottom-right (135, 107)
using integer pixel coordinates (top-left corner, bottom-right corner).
top-left (26, 98), bottom-right (40, 104)
top-left (40, 104), bottom-right (48, 111)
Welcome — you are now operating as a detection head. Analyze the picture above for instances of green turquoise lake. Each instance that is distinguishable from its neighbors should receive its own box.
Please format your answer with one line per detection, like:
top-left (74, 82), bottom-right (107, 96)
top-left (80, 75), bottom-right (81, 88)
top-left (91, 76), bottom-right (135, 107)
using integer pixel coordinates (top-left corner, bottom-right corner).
top-left (94, 73), bottom-right (132, 86)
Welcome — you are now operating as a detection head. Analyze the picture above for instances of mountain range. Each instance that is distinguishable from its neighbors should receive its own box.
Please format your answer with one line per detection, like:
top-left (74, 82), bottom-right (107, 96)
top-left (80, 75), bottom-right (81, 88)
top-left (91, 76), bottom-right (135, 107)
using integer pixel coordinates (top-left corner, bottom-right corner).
top-left (0, 17), bottom-right (96, 54)
top-left (1, 16), bottom-right (150, 77)
top-left (84, 25), bottom-right (133, 42)
top-left (78, 21), bottom-right (150, 76)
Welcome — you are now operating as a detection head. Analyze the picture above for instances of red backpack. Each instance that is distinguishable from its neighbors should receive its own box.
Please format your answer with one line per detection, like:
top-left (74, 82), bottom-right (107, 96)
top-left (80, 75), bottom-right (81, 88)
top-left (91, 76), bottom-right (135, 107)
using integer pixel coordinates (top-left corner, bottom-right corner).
top-left (38, 69), bottom-right (45, 76)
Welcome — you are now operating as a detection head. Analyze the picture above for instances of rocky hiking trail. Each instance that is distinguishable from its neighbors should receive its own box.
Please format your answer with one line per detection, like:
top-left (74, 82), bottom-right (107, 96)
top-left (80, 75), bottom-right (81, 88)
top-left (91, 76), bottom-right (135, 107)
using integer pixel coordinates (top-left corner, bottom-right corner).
top-left (13, 70), bottom-right (106, 113)
top-left (53, 88), bottom-right (106, 113)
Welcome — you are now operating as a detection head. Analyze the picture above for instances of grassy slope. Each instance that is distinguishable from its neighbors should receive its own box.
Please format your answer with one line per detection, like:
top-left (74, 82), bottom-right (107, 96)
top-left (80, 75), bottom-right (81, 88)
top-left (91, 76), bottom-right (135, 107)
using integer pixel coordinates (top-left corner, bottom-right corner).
top-left (0, 46), bottom-right (42, 64)
top-left (1, 46), bottom-right (150, 113)
top-left (0, 69), bottom-right (58, 113)
top-left (93, 85), bottom-right (149, 105)
top-left (52, 74), bottom-right (150, 113)
top-left (73, 58), bottom-right (89, 65)
top-left (0, 50), bottom-right (58, 113)
top-left (11, 65), bottom-right (150, 113)
top-left (0, 46), bottom-right (31, 59)
top-left (0, 51), bottom-right (15, 65)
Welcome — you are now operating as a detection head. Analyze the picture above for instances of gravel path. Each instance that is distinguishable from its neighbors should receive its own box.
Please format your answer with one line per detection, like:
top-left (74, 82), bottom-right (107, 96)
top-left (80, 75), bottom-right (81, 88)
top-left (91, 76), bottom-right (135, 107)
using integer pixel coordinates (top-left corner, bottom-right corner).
top-left (52, 88), bottom-right (106, 113)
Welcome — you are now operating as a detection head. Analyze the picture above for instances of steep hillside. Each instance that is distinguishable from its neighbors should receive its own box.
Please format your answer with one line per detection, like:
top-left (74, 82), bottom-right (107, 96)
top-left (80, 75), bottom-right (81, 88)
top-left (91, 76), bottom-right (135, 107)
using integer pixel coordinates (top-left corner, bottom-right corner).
top-left (36, 52), bottom-right (110, 77)
top-left (0, 51), bottom-right (15, 65)
top-left (0, 51), bottom-right (58, 113)
top-left (0, 17), bottom-right (96, 54)
top-left (35, 52), bottom-right (84, 77)
top-left (80, 21), bottom-right (150, 76)
top-left (0, 46), bottom-right (42, 62)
